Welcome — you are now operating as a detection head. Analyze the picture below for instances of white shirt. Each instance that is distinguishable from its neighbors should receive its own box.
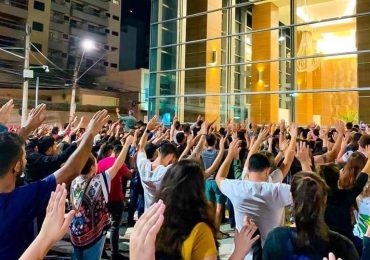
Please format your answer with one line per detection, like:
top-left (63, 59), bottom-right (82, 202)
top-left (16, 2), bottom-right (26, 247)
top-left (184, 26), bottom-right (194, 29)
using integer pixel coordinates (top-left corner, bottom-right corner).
top-left (137, 151), bottom-right (172, 209)
top-left (220, 170), bottom-right (292, 246)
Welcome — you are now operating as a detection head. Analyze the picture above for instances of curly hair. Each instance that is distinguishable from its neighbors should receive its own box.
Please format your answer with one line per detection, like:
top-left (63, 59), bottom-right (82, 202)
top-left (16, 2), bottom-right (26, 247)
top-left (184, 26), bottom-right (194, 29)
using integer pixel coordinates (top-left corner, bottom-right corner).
top-left (154, 160), bottom-right (217, 259)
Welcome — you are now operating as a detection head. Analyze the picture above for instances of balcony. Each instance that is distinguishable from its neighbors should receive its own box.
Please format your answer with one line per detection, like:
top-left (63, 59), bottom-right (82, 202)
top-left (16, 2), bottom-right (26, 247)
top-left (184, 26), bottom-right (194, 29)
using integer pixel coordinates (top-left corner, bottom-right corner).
top-left (70, 26), bottom-right (107, 44)
top-left (0, 25), bottom-right (24, 40)
top-left (51, 1), bottom-right (70, 14)
top-left (0, 1), bottom-right (28, 18)
top-left (81, 0), bottom-right (109, 11)
top-left (71, 9), bottom-right (107, 27)
top-left (48, 39), bottom-right (69, 53)
top-left (49, 21), bottom-right (69, 33)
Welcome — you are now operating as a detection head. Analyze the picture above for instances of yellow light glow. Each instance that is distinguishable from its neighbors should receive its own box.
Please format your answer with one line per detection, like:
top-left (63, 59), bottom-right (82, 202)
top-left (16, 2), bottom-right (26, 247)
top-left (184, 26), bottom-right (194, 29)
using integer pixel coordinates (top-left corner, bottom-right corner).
top-left (316, 32), bottom-right (356, 55)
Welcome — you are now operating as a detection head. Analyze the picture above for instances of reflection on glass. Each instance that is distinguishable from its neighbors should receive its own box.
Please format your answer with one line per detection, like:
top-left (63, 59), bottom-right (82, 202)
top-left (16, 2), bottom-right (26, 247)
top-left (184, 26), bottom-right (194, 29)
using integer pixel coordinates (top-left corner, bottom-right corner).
top-left (150, 0), bottom-right (370, 123)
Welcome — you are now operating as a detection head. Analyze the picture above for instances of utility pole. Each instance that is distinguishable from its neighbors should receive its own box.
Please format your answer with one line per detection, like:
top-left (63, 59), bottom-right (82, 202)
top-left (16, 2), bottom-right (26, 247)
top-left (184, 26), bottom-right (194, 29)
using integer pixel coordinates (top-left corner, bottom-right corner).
top-left (69, 61), bottom-right (78, 118)
top-left (69, 50), bottom-right (85, 118)
top-left (21, 24), bottom-right (31, 126)
top-left (35, 76), bottom-right (39, 107)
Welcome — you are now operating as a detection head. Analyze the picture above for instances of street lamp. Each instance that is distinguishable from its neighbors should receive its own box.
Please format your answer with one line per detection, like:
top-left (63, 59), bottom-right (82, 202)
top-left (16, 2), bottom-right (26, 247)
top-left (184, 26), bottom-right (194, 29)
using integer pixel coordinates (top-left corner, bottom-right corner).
top-left (69, 39), bottom-right (95, 118)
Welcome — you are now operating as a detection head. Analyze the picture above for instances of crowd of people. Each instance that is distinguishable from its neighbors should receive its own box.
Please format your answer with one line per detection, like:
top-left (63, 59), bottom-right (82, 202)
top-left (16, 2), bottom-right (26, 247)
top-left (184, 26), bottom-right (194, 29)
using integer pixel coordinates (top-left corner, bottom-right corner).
top-left (0, 98), bottom-right (370, 260)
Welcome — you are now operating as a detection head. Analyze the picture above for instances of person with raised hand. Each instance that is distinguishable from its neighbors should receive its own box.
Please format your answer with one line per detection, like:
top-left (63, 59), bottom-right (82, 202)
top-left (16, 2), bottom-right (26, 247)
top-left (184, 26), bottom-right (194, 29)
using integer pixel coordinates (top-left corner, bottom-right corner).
top-left (130, 200), bottom-right (166, 260)
top-left (137, 115), bottom-right (178, 209)
top-left (314, 121), bottom-right (345, 165)
top-left (69, 135), bottom-right (133, 259)
top-left (0, 99), bottom-right (14, 132)
top-left (18, 103), bottom-right (47, 139)
top-left (318, 145), bottom-right (370, 255)
top-left (216, 137), bottom-right (292, 258)
top-left (296, 141), bottom-right (312, 172)
top-left (0, 109), bottom-right (109, 260)
top-left (20, 183), bottom-right (75, 260)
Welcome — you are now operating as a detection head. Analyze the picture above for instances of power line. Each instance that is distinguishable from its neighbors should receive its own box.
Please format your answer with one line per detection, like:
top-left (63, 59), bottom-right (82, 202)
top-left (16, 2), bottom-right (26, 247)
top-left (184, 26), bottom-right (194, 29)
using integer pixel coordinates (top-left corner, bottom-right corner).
top-left (29, 42), bottom-right (69, 76)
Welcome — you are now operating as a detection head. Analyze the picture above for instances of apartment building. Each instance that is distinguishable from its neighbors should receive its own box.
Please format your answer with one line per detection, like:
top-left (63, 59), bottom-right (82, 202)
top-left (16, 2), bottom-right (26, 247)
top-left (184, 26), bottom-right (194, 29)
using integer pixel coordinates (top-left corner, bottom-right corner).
top-left (0, 0), bottom-right (121, 85)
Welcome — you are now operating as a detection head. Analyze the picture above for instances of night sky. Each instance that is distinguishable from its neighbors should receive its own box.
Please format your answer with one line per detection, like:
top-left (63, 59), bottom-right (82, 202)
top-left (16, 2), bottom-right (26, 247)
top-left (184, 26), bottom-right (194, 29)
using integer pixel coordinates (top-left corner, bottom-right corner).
top-left (121, 0), bottom-right (151, 27)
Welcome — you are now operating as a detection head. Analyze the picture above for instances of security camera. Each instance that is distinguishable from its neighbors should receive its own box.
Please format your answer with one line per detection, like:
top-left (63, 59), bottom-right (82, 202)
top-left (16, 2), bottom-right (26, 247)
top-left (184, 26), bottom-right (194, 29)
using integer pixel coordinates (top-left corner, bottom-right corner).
top-left (43, 65), bottom-right (50, 72)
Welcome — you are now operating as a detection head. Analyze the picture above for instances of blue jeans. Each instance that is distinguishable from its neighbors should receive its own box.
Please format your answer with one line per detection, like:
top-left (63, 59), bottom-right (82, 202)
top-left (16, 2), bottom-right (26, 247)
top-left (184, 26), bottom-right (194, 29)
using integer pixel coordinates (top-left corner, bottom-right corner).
top-left (72, 235), bottom-right (106, 260)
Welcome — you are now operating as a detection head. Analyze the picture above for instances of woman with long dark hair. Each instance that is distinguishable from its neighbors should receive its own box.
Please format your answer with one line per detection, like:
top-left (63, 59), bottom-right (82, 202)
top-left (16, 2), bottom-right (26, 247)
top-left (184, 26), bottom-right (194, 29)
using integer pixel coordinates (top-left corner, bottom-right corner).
top-left (320, 151), bottom-right (369, 254)
top-left (154, 160), bottom-right (218, 260)
top-left (263, 171), bottom-right (359, 259)
top-left (339, 151), bottom-right (367, 189)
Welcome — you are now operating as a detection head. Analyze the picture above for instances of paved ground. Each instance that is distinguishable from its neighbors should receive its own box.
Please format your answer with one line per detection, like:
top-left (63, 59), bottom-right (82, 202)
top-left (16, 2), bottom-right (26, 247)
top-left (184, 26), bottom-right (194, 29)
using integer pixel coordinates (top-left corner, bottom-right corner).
top-left (48, 222), bottom-right (235, 259)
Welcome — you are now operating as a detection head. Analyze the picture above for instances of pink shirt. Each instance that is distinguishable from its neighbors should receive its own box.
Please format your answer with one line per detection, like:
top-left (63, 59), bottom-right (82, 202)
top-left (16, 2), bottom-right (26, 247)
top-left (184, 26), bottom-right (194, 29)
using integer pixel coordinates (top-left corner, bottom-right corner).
top-left (98, 157), bottom-right (130, 202)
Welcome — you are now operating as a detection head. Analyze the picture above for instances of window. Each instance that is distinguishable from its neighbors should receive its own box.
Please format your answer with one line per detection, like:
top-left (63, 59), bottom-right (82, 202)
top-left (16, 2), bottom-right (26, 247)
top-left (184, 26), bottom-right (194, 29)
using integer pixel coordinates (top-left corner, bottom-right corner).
top-left (112, 31), bottom-right (119, 36)
top-left (31, 43), bottom-right (42, 52)
top-left (104, 45), bottom-right (109, 50)
top-left (104, 61), bottom-right (108, 66)
top-left (34, 1), bottom-right (45, 11)
top-left (32, 21), bottom-right (43, 32)
top-left (62, 53), bottom-right (67, 58)
top-left (110, 63), bottom-right (118, 68)
top-left (111, 47), bottom-right (118, 51)
top-left (64, 15), bottom-right (69, 21)
top-left (113, 15), bottom-right (119, 21)
top-left (106, 13), bottom-right (111, 17)
top-left (105, 29), bottom-right (110, 34)
top-left (62, 33), bottom-right (68, 39)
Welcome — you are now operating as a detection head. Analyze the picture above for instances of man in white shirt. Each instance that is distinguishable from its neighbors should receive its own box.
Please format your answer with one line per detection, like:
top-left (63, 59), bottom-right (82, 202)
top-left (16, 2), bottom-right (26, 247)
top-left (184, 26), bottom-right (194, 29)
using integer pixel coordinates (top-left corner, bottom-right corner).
top-left (137, 116), bottom-right (178, 209)
top-left (216, 143), bottom-right (292, 245)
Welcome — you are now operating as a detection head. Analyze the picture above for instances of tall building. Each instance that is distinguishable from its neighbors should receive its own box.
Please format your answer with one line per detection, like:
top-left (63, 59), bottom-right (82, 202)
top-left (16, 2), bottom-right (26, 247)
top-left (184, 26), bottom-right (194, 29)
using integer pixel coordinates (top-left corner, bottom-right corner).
top-left (0, 0), bottom-right (121, 87)
top-left (149, 0), bottom-right (370, 125)
top-left (119, 0), bottom-right (150, 70)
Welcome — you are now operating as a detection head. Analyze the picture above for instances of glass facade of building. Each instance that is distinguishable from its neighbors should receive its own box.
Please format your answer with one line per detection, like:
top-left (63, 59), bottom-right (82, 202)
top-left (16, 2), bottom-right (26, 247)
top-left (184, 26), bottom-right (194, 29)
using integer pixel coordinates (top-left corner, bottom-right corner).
top-left (149, 0), bottom-right (370, 126)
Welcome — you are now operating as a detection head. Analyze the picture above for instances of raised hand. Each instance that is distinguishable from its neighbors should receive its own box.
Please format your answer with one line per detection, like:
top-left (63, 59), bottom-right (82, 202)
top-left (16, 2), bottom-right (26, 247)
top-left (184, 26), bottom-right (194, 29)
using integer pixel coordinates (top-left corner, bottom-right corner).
top-left (130, 200), bottom-right (165, 260)
top-left (289, 123), bottom-right (298, 139)
top-left (186, 134), bottom-right (195, 147)
top-left (124, 135), bottom-right (134, 147)
top-left (319, 128), bottom-right (328, 140)
top-left (20, 183), bottom-right (75, 260)
top-left (335, 121), bottom-right (345, 134)
top-left (0, 99), bottom-right (14, 125)
top-left (86, 110), bottom-right (110, 135)
top-left (199, 120), bottom-right (210, 135)
top-left (257, 127), bottom-right (270, 142)
top-left (279, 119), bottom-right (286, 132)
top-left (39, 183), bottom-right (75, 245)
top-left (24, 103), bottom-right (46, 131)
top-left (147, 115), bottom-right (158, 131)
top-left (115, 107), bottom-right (120, 114)
top-left (296, 142), bottom-right (311, 171)
top-left (279, 139), bottom-right (290, 152)
top-left (227, 139), bottom-right (241, 160)
top-left (230, 217), bottom-right (259, 260)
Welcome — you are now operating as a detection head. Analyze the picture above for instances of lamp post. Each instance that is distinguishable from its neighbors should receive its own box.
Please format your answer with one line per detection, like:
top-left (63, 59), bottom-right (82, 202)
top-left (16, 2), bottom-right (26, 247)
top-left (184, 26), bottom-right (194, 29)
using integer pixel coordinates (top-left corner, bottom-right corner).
top-left (69, 39), bottom-right (95, 118)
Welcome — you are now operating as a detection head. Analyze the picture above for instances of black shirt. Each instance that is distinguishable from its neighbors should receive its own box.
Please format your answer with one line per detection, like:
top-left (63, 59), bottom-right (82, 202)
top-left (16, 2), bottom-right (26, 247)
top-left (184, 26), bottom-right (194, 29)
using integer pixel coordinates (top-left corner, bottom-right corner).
top-left (325, 173), bottom-right (369, 238)
top-left (263, 227), bottom-right (359, 260)
top-left (24, 142), bottom-right (77, 183)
